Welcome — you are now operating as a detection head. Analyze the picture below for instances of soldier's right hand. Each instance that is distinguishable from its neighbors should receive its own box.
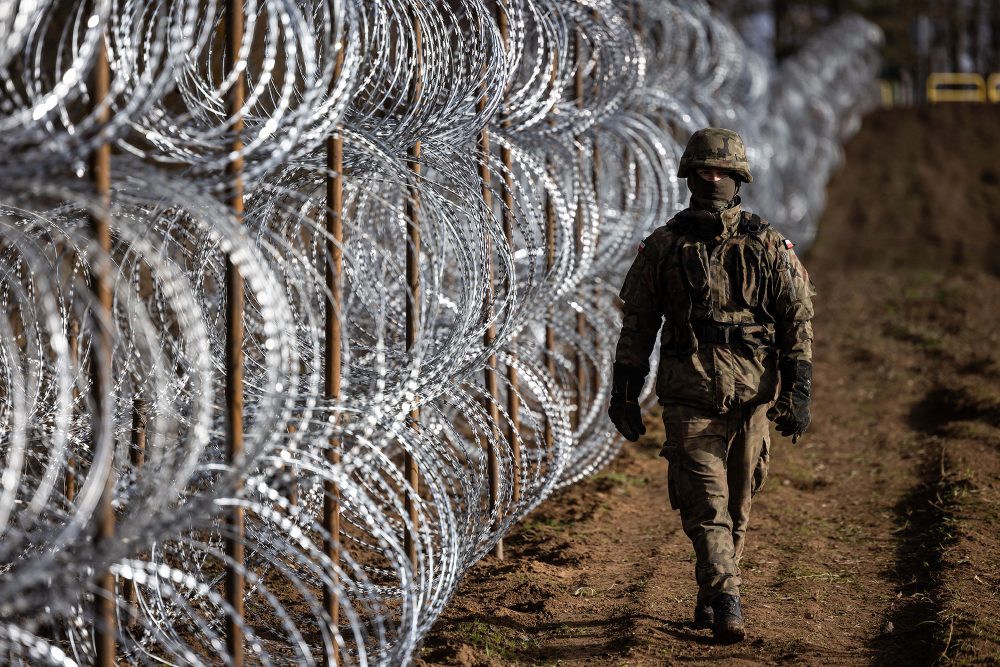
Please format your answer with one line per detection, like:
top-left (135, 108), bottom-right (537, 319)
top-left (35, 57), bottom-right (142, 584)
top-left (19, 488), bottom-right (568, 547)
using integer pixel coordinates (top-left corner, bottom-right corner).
top-left (609, 363), bottom-right (648, 442)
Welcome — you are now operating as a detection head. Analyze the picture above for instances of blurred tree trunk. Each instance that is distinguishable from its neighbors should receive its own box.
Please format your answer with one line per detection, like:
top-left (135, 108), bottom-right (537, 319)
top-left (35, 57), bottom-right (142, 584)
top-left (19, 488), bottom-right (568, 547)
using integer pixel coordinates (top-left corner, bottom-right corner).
top-left (993, 0), bottom-right (1000, 71)
top-left (973, 0), bottom-right (985, 72)
top-left (971, 0), bottom-right (981, 72)
top-left (774, 0), bottom-right (788, 59)
top-left (952, 1), bottom-right (962, 70)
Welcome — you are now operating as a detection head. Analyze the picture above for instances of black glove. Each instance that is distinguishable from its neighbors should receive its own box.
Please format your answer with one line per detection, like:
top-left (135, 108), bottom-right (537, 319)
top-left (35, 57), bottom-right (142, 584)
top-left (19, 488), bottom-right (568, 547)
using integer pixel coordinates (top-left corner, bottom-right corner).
top-left (767, 359), bottom-right (812, 442)
top-left (608, 363), bottom-right (647, 441)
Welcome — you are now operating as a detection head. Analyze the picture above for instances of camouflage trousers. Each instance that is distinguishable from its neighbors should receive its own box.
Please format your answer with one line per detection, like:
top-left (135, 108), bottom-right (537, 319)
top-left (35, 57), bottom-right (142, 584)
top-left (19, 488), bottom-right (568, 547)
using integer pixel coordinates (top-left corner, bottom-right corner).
top-left (659, 403), bottom-right (770, 604)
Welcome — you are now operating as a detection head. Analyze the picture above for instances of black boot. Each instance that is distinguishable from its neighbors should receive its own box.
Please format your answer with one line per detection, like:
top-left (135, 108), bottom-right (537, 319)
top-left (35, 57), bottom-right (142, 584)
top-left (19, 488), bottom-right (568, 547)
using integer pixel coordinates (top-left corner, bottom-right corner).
top-left (711, 594), bottom-right (746, 643)
top-left (694, 601), bottom-right (714, 628)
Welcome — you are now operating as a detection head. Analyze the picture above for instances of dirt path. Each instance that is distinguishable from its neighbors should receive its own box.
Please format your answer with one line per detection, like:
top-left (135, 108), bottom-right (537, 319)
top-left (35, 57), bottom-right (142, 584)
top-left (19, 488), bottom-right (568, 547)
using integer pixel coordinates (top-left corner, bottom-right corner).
top-left (417, 106), bottom-right (1000, 666)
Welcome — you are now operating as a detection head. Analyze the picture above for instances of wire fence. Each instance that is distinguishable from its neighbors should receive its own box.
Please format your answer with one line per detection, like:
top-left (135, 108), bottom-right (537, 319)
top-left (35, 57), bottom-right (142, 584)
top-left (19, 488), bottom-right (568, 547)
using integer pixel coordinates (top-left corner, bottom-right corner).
top-left (0, 1), bottom-right (881, 664)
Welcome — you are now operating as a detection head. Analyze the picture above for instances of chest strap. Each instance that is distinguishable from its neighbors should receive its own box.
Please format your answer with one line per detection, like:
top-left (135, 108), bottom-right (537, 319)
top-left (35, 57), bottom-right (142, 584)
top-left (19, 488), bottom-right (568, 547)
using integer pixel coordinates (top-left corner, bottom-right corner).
top-left (691, 321), bottom-right (772, 348)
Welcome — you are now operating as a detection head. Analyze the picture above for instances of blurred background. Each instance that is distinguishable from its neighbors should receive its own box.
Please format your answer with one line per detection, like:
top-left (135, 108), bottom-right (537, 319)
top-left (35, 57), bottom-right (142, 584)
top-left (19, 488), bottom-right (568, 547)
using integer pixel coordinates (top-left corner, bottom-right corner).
top-left (713, 0), bottom-right (1000, 104)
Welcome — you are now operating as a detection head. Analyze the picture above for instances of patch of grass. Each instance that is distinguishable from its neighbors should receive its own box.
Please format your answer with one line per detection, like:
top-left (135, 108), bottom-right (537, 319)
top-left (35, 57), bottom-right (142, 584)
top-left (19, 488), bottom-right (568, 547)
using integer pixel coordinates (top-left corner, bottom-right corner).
top-left (506, 571), bottom-right (531, 586)
top-left (776, 458), bottom-right (823, 492)
top-left (835, 522), bottom-right (868, 542)
top-left (572, 586), bottom-right (600, 598)
top-left (593, 470), bottom-right (648, 487)
top-left (934, 284), bottom-right (965, 308)
top-left (520, 517), bottom-right (573, 535)
top-left (897, 268), bottom-right (937, 300)
top-left (774, 564), bottom-right (853, 586)
top-left (456, 621), bottom-right (536, 659)
top-left (883, 320), bottom-right (945, 351)
top-left (627, 576), bottom-right (649, 594)
top-left (552, 624), bottom-right (588, 638)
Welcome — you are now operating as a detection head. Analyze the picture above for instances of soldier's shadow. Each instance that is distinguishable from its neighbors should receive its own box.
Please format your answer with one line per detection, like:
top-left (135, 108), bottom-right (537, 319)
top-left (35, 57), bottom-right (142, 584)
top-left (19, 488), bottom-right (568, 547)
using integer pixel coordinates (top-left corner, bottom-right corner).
top-left (656, 619), bottom-right (716, 645)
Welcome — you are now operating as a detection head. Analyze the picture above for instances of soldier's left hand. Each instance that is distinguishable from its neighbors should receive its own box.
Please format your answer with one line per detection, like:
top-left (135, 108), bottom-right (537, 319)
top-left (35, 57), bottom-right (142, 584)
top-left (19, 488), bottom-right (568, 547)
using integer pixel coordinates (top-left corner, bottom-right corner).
top-left (609, 399), bottom-right (645, 441)
top-left (609, 363), bottom-right (647, 441)
top-left (766, 395), bottom-right (810, 441)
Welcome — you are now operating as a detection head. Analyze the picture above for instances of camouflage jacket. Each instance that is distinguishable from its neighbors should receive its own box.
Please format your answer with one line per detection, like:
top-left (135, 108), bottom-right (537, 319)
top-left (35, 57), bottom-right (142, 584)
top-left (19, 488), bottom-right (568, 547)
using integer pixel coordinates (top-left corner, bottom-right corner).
top-left (614, 202), bottom-right (814, 413)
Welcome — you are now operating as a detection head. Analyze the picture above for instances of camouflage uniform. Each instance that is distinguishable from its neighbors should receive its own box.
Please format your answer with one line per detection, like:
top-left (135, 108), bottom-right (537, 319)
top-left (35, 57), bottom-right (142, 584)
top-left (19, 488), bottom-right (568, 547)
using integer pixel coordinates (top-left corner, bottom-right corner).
top-left (613, 129), bottom-right (815, 609)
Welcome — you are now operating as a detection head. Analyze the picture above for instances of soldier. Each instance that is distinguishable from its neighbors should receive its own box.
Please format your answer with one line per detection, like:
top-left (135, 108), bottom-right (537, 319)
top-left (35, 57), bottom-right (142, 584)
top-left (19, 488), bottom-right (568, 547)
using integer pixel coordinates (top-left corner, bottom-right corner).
top-left (608, 128), bottom-right (814, 643)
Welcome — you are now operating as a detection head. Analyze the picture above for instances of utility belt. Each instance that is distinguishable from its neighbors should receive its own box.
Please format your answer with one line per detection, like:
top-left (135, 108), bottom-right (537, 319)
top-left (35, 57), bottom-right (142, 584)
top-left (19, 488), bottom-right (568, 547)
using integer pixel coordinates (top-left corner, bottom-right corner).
top-left (691, 320), bottom-right (773, 349)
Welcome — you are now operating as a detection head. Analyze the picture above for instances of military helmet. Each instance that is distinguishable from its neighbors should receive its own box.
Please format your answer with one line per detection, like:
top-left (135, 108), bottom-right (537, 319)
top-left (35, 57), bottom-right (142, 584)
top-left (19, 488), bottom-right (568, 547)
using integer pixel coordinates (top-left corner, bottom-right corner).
top-left (677, 128), bottom-right (753, 183)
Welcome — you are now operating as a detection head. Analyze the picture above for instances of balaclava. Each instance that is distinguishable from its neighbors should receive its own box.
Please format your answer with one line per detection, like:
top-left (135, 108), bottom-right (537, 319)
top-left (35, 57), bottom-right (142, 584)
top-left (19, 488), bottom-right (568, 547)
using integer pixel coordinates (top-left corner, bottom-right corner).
top-left (687, 174), bottom-right (739, 212)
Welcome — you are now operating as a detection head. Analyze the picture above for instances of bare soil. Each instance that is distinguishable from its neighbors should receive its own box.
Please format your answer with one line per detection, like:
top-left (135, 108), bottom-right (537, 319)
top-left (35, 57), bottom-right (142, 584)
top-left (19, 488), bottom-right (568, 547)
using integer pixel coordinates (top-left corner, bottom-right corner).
top-left (416, 105), bottom-right (1000, 666)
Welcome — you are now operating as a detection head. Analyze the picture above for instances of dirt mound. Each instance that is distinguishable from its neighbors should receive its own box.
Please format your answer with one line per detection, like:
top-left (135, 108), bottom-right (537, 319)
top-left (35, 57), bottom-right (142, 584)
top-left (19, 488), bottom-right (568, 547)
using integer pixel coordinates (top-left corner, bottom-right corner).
top-left (417, 106), bottom-right (1000, 666)
top-left (813, 104), bottom-right (1000, 274)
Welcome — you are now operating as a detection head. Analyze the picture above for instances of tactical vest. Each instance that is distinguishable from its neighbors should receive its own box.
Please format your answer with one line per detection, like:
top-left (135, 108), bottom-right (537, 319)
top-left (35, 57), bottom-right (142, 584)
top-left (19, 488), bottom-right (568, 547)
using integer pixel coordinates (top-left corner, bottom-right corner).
top-left (660, 211), bottom-right (774, 355)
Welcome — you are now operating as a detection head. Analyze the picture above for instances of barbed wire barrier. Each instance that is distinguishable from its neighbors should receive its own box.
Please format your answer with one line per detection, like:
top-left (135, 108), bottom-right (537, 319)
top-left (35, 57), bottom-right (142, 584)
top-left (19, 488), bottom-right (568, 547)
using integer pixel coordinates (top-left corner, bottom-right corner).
top-left (0, 1), bottom-right (882, 664)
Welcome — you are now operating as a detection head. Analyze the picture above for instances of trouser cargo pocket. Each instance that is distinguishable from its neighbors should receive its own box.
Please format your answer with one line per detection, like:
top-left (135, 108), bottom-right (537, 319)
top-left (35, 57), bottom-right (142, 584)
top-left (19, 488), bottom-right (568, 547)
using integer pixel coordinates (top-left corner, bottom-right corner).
top-left (659, 442), bottom-right (682, 510)
top-left (751, 434), bottom-right (770, 497)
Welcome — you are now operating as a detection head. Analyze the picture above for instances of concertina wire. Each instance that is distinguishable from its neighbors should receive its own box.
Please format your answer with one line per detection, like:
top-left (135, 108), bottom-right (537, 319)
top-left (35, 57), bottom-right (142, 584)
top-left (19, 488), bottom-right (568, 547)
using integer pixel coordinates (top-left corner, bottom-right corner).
top-left (0, 0), bottom-right (881, 664)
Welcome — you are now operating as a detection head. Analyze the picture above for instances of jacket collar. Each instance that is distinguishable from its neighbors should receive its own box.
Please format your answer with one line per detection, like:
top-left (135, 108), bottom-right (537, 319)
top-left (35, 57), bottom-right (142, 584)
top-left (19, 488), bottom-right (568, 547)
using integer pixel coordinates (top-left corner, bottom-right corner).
top-left (677, 198), bottom-right (743, 239)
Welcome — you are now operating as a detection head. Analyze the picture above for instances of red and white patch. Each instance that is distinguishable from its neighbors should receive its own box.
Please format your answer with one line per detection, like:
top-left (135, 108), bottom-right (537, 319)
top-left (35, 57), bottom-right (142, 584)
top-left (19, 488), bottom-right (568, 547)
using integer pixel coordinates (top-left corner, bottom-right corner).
top-left (637, 241), bottom-right (646, 253)
top-left (783, 239), bottom-right (795, 250)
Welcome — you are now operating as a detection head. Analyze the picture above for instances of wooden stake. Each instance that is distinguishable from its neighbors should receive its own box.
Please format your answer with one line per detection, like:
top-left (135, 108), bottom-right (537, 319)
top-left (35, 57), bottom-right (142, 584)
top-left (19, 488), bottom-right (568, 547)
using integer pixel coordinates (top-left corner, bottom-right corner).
top-left (542, 162), bottom-right (558, 452)
top-left (542, 50), bottom-right (559, 453)
top-left (322, 46), bottom-right (346, 663)
top-left (585, 14), bottom-right (602, 403)
top-left (90, 33), bottom-right (117, 667)
top-left (66, 320), bottom-right (80, 502)
top-left (125, 399), bottom-right (148, 626)
top-left (224, 1), bottom-right (246, 664)
top-left (496, 0), bottom-right (522, 507)
top-left (477, 102), bottom-right (504, 560)
top-left (572, 28), bottom-right (589, 430)
top-left (403, 11), bottom-right (423, 570)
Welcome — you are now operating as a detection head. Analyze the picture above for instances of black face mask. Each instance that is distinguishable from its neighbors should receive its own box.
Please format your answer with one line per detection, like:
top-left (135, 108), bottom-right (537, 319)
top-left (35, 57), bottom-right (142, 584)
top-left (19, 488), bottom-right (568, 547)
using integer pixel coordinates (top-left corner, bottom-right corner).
top-left (687, 174), bottom-right (739, 211)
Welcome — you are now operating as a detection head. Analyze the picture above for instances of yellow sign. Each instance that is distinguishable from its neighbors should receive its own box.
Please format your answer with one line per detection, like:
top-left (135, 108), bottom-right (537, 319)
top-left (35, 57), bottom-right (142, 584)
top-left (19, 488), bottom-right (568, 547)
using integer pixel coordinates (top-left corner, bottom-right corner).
top-left (988, 74), bottom-right (1000, 103)
top-left (927, 73), bottom-right (987, 103)
top-left (879, 80), bottom-right (894, 108)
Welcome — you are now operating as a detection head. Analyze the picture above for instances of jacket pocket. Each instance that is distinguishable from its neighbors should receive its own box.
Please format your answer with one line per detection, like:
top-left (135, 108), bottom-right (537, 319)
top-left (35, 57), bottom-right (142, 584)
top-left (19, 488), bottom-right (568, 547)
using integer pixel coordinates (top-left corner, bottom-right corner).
top-left (679, 242), bottom-right (711, 307)
top-left (660, 441), bottom-right (682, 510)
top-left (661, 413), bottom-right (726, 510)
top-left (752, 432), bottom-right (770, 497)
top-left (655, 353), bottom-right (713, 406)
top-left (667, 460), bottom-right (682, 510)
top-left (660, 319), bottom-right (697, 357)
top-left (729, 242), bottom-right (761, 308)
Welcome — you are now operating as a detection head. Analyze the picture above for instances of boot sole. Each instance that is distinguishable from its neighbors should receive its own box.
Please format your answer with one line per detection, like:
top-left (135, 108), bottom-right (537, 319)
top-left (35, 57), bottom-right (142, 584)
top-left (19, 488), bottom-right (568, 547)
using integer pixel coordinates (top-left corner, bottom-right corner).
top-left (713, 623), bottom-right (746, 644)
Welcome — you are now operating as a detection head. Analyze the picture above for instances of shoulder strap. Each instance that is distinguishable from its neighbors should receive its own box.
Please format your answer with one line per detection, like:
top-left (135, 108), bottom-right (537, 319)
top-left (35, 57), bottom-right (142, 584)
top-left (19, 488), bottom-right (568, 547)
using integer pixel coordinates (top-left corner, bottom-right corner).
top-left (739, 212), bottom-right (768, 235)
top-left (665, 216), bottom-right (694, 237)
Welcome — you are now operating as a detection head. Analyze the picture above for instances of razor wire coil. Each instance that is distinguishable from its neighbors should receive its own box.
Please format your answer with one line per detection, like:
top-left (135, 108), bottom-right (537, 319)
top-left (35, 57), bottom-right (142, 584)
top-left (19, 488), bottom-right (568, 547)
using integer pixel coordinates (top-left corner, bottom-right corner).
top-left (0, 1), bottom-right (881, 665)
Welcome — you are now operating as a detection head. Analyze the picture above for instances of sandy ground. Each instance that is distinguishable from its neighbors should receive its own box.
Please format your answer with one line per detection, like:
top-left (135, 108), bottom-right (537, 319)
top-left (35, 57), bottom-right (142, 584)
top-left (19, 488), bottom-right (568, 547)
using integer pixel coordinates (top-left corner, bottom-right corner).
top-left (415, 105), bottom-right (1000, 666)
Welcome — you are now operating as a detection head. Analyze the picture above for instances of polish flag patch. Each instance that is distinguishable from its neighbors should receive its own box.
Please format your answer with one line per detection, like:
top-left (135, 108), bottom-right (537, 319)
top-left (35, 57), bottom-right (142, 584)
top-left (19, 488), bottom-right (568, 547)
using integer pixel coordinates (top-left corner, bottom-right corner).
top-left (783, 239), bottom-right (795, 250)
top-left (637, 240), bottom-right (646, 253)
